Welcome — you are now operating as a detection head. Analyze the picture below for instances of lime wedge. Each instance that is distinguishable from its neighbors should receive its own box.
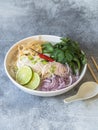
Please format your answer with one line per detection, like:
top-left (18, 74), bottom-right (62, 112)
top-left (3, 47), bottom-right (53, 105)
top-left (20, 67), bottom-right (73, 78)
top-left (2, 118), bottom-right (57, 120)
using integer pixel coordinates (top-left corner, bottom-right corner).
top-left (25, 72), bottom-right (40, 90)
top-left (16, 66), bottom-right (33, 85)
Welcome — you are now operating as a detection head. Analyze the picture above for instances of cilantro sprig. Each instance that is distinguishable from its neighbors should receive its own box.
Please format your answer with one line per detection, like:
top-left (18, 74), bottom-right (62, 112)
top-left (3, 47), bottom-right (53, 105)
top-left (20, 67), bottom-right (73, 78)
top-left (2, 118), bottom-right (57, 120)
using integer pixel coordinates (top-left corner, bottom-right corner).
top-left (42, 37), bottom-right (87, 74)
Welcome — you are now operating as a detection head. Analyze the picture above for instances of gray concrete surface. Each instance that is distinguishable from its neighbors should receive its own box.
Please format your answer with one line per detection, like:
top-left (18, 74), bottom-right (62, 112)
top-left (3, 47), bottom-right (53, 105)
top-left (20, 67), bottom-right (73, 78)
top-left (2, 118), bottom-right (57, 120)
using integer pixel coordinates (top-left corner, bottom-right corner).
top-left (0, 0), bottom-right (98, 130)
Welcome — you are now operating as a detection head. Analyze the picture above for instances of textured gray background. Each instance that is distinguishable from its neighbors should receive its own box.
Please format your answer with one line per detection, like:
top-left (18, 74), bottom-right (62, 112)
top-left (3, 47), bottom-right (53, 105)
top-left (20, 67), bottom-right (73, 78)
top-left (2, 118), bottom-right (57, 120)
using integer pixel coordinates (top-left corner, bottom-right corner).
top-left (0, 0), bottom-right (98, 130)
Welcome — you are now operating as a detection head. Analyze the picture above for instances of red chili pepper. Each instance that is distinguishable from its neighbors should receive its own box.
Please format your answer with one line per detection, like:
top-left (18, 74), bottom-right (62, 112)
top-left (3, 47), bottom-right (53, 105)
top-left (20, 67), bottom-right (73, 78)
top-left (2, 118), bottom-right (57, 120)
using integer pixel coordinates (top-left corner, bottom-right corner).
top-left (31, 49), bottom-right (54, 62)
top-left (38, 53), bottom-right (54, 62)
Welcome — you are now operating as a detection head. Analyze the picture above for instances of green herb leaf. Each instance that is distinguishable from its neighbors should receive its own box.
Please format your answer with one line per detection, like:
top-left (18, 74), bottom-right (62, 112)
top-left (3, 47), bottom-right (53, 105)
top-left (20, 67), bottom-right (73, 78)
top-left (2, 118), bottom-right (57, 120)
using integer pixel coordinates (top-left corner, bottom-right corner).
top-left (42, 42), bottom-right (54, 53)
top-left (41, 37), bottom-right (87, 74)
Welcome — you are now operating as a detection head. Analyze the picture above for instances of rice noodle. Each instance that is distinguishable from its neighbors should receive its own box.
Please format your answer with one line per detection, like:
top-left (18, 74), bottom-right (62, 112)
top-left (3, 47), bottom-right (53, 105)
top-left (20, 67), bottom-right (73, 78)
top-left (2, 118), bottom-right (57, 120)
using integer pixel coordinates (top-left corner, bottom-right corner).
top-left (17, 55), bottom-right (70, 80)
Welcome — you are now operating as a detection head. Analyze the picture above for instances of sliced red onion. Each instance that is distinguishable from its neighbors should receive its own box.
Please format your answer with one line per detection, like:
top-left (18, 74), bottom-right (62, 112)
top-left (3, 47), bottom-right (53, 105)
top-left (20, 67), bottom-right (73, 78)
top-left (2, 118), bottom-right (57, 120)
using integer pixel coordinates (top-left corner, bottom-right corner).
top-left (71, 75), bottom-right (79, 83)
top-left (66, 63), bottom-right (70, 74)
top-left (39, 74), bottom-right (75, 91)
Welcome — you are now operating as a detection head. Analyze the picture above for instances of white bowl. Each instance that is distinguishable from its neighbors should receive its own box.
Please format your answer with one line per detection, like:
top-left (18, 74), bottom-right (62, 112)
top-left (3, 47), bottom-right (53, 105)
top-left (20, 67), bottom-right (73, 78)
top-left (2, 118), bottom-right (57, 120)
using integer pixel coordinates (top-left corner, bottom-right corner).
top-left (4, 35), bottom-right (87, 97)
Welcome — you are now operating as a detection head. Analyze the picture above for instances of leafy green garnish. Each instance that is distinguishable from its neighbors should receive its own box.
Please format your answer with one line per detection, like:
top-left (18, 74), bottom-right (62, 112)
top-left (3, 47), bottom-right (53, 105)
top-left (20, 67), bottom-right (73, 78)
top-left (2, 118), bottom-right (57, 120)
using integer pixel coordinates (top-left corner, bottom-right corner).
top-left (50, 65), bottom-right (56, 73)
top-left (41, 60), bottom-right (48, 65)
top-left (51, 49), bottom-right (65, 62)
top-left (42, 42), bottom-right (54, 53)
top-left (42, 38), bottom-right (87, 74)
top-left (28, 55), bottom-right (34, 60)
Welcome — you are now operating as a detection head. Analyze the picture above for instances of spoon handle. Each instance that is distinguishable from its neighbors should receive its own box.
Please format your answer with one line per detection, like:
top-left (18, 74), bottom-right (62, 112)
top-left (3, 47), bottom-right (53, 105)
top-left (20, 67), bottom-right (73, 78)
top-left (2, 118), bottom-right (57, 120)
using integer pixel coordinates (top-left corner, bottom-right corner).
top-left (64, 95), bottom-right (79, 103)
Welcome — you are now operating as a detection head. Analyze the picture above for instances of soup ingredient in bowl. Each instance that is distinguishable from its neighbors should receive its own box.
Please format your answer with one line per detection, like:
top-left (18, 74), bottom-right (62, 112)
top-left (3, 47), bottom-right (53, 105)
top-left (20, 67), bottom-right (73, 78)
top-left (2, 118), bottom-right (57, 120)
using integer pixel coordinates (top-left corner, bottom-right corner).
top-left (39, 74), bottom-right (73, 91)
top-left (16, 65), bottom-right (40, 90)
top-left (16, 66), bottom-right (33, 85)
top-left (25, 72), bottom-right (40, 89)
top-left (42, 38), bottom-right (87, 74)
top-left (31, 48), bottom-right (54, 62)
